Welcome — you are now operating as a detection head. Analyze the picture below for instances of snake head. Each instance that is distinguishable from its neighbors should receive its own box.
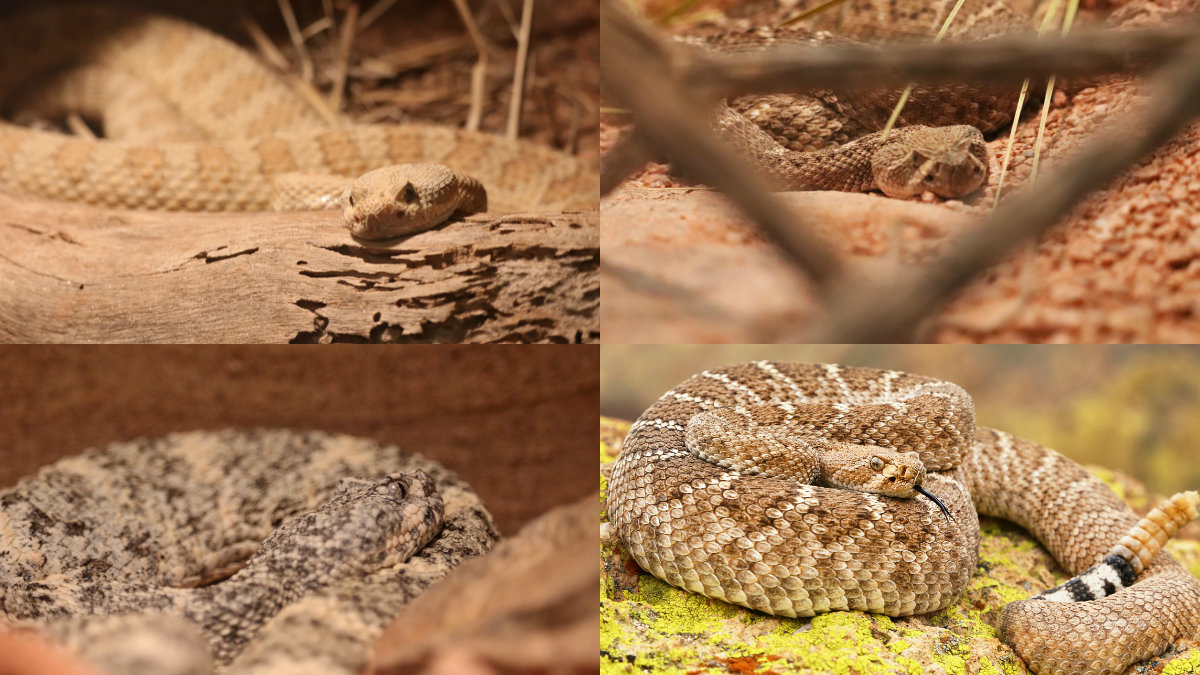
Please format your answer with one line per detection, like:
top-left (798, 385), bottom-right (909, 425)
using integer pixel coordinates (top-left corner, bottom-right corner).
top-left (822, 447), bottom-right (926, 498)
top-left (259, 470), bottom-right (445, 580)
top-left (871, 125), bottom-right (988, 199)
top-left (341, 164), bottom-right (462, 240)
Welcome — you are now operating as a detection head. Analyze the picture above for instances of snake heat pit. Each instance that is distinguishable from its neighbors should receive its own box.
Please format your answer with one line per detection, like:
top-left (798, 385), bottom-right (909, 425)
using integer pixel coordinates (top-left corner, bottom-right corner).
top-left (0, 430), bottom-right (498, 674)
top-left (607, 362), bottom-right (1200, 675)
top-left (0, 6), bottom-right (596, 239)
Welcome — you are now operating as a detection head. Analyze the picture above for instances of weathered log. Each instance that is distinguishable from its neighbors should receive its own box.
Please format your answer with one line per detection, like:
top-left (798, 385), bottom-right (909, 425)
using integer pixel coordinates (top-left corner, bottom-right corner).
top-left (0, 193), bottom-right (598, 343)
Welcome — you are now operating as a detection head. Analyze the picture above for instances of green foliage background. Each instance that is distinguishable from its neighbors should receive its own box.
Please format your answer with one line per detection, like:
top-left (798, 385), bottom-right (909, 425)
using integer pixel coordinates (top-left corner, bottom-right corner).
top-left (601, 346), bottom-right (1200, 496)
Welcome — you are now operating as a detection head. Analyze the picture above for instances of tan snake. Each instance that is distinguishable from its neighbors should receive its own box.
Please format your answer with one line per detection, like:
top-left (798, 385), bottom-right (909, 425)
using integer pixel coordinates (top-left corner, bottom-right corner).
top-left (677, 0), bottom-right (1075, 199)
top-left (0, 6), bottom-right (596, 239)
top-left (606, 362), bottom-right (1200, 675)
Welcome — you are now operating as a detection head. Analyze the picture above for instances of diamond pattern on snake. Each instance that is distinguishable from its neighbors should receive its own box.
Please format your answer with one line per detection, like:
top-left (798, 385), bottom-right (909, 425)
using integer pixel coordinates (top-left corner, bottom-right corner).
top-left (676, 0), bottom-right (1079, 199)
top-left (0, 6), bottom-right (596, 239)
top-left (606, 362), bottom-right (1200, 675)
top-left (0, 430), bottom-right (498, 675)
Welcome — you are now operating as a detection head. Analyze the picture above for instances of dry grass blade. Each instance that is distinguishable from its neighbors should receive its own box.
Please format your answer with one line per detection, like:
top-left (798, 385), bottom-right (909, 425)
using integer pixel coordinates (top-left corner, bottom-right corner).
top-left (508, 0), bottom-right (536, 139)
top-left (1029, 0), bottom-right (1080, 184)
top-left (450, 0), bottom-right (488, 131)
top-left (881, 0), bottom-right (966, 139)
top-left (242, 15), bottom-right (292, 71)
top-left (781, 0), bottom-right (853, 27)
top-left (65, 114), bottom-right (96, 140)
top-left (276, 0), bottom-right (313, 83)
top-left (358, 0), bottom-right (400, 32)
top-left (330, 3), bottom-right (359, 115)
top-left (992, 0), bottom-right (1073, 205)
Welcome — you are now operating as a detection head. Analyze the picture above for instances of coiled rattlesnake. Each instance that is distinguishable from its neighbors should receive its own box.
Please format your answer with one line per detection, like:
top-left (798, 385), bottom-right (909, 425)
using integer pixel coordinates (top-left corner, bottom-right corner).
top-left (678, 0), bottom-right (1075, 198)
top-left (0, 429), bottom-right (498, 674)
top-left (0, 6), bottom-right (596, 239)
top-left (606, 362), bottom-right (1200, 675)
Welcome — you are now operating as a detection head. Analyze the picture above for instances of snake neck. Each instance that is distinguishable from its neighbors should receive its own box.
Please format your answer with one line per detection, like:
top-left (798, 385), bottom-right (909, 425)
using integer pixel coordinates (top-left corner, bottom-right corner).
top-left (184, 576), bottom-right (296, 664)
top-left (713, 102), bottom-right (877, 192)
top-left (772, 137), bottom-right (879, 192)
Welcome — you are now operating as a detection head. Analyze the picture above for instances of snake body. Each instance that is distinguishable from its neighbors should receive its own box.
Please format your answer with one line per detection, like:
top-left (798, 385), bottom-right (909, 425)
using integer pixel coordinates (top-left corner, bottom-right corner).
top-left (0, 429), bottom-right (498, 674)
top-left (680, 0), bottom-right (1057, 198)
top-left (0, 6), bottom-right (596, 238)
top-left (606, 362), bottom-right (1200, 675)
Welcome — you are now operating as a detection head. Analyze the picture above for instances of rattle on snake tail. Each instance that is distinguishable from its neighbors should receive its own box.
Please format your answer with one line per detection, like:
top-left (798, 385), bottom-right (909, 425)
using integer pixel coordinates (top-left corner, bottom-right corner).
top-left (607, 362), bottom-right (1200, 675)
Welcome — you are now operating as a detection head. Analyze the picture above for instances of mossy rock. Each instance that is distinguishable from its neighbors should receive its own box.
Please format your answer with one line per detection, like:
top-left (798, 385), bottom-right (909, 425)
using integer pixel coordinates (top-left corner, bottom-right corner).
top-left (600, 417), bottom-right (1200, 675)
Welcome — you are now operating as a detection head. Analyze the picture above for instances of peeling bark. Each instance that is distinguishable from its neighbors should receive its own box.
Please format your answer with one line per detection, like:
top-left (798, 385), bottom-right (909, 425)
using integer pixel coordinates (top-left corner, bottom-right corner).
top-left (0, 193), bottom-right (598, 343)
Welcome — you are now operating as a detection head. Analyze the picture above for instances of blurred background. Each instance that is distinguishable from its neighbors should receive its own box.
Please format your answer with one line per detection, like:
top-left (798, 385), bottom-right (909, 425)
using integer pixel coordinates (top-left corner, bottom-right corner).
top-left (602, 345), bottom-right (1200, 497)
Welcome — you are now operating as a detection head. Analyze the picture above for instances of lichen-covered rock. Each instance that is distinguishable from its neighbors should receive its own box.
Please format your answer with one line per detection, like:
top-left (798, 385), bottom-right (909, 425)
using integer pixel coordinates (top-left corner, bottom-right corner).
top-left (600, 417), bottom-right (1200, 675)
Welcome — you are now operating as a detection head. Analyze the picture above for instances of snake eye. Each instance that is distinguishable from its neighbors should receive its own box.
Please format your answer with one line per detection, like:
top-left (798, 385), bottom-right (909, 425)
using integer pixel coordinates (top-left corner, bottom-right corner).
top-left (924, 174), bottom-right (935, 183)
top-left (347, 193), bottom-right (356, 207)
top-left (377, 479), bottom-right (405, 498)
top-left (870, 456), bottom-right (884, 471)
top-left (911, 151), bottom-right (924, 167)
top-left (398, 183), bottom-right (418, 204)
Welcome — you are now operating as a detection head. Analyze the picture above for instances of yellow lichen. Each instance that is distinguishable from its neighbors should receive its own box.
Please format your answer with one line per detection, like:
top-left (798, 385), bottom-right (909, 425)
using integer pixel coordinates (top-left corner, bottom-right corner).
top-left (1161, 648), bottom-right (1200, 675)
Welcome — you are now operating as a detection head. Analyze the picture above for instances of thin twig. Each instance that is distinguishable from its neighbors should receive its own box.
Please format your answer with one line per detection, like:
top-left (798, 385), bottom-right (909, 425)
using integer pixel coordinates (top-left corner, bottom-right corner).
top-left (357, 0), bottom-right (400, 32)
top-left (881, 0), bottom-right (965, 138)
top-left (507, 0), bottom-right (536, 139)
top-left (242, 13), bottom-right (340, 125)
top-left (450, 0), bottom-right (488, 132)
top-left (276, 0), bottom-right (313, 83)
top-left (65, 114), bottom-right (95, 140)
top-left (242, 15), bottom-right (292, 71)
top-left (330, 3), bottom-right (359, 115)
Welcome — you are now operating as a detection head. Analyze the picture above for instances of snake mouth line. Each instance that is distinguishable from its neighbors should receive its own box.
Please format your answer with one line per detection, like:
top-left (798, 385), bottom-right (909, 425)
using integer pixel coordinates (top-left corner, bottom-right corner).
top-left (914, 485), bottom-right (953, 523)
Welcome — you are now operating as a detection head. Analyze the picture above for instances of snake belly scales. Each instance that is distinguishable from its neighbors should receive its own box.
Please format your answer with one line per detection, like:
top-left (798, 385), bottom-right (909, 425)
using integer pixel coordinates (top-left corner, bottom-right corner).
top-left (0, 429), bottom-right (498, 674)
top-left (0, 6), bottom-right (596, 239)
top-left (606, 362), bottom-right (1200, 675)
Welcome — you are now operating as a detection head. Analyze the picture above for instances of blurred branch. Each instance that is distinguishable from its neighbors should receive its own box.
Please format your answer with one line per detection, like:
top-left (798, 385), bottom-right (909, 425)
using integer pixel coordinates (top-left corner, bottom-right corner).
top-left (682, 25), bottom-right (1196, 99)
top-left (602, 0), bottom-right (844, 288)
top-left (601, 0), bottom-right (1200, 342)
top-left (601, 127), bottom-right (655, 196)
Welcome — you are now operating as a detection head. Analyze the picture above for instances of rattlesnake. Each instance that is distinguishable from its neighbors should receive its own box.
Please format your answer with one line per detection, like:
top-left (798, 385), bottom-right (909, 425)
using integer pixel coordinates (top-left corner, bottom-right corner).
top-left (676, 0), bottom-right (1072, 198)
top-left (0, 6), bottom-right (596, 239)
top-left (606, 362), bottom-right (1200, 675)
top-left (0, 429), bottom-right (498, 674)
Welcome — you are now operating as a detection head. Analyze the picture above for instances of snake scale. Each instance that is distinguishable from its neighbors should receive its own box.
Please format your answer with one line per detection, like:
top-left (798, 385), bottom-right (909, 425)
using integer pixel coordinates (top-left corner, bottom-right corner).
top-left (607, 362), bottom-right (1200, 675)
top-left (0, 429), bottom-right (498, 674)
top-left (0, 6), bottom-right (596, 239)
